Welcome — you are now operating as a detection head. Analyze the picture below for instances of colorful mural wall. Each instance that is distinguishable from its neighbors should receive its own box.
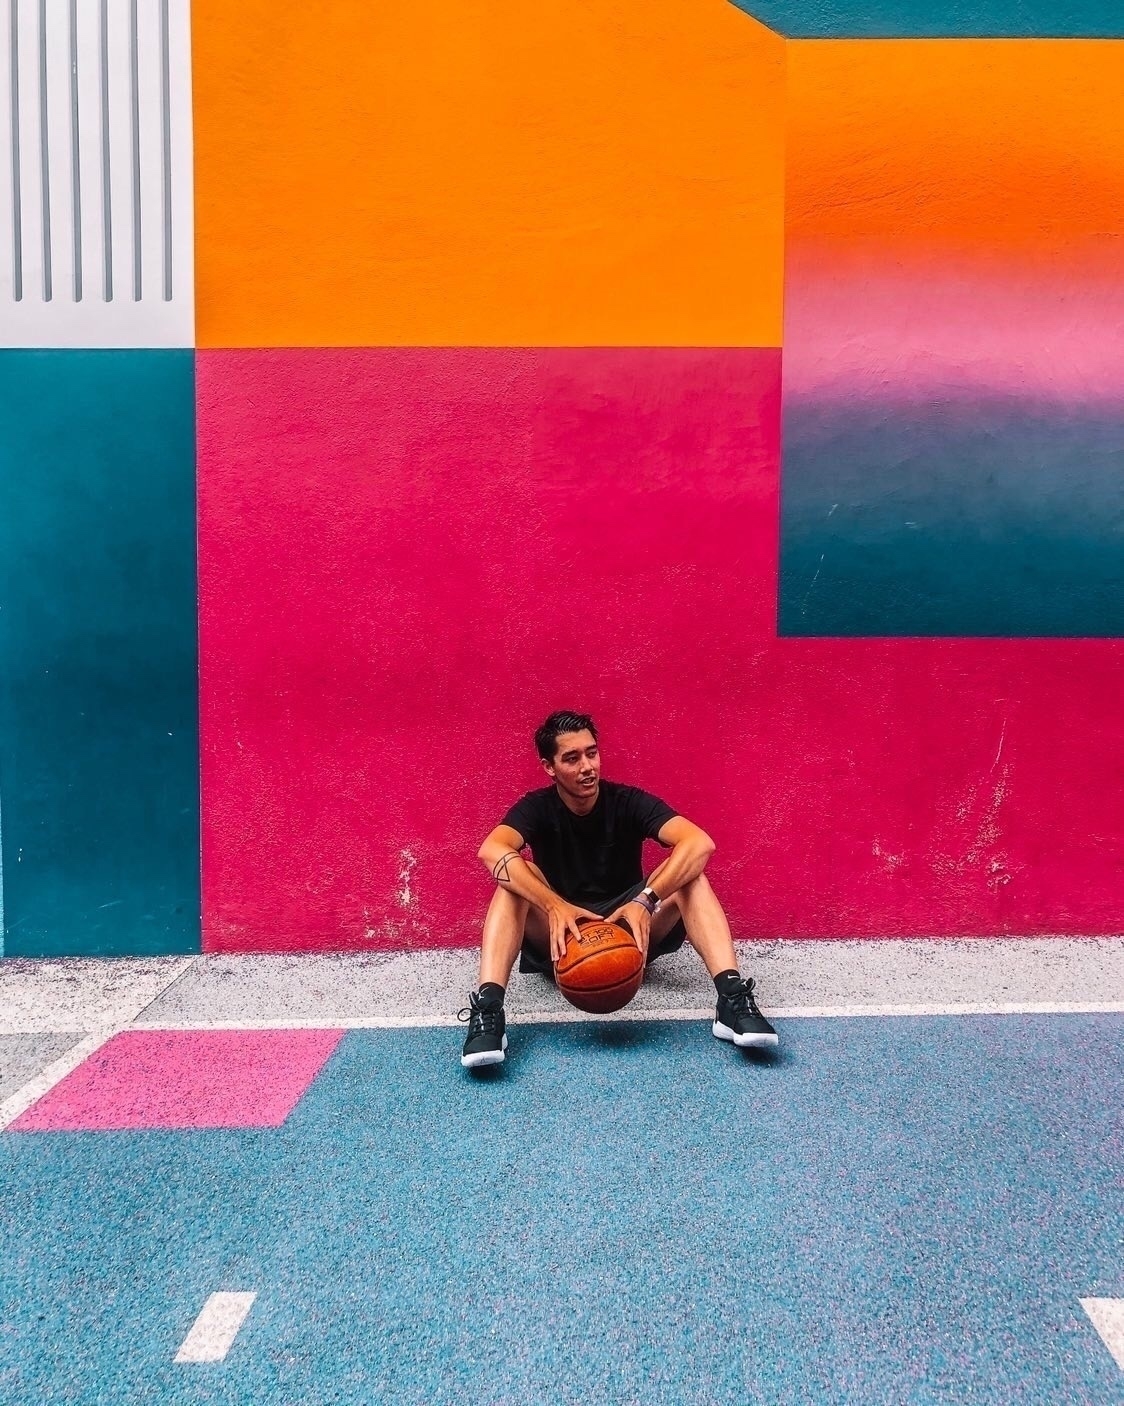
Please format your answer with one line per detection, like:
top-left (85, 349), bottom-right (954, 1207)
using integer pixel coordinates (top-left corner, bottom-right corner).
top-left (1, 2), bottom-right (1122, 956)
top-left (1, 0), bottom-right (198, 957)
top-left (780, 41), bottom-right (1124, 636)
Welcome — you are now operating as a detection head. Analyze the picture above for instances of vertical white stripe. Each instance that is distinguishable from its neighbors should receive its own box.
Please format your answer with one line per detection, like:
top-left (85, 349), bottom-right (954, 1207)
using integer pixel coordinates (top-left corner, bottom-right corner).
top-left (174, 1293), bottom-right (257, 1364)
top-left (74, 0), bottom-right (101, 300)
top-left (13, 0), bottom-right (38, 298)
top-left (43, 0), bottom-right (72, 300)
top-left (42, 0), bottom-right (74, 304)
top-left (35, 0), bottom-right (48, 297)
top-left (3, 0), bottom-right (23, 299)
top-left (166, 0), bottom-right (191, 334)
top-left (17, 0), bottom-right (37, 293)
top-left (103, 0), bottom-right (128, 311)
top-left (126, 0), bottom-right (138, 297)
top-left (134, 0), bottom-right (161, 302)
top-left (1081, 1298), bottom-right (1124, 1372)
top-left (158, 0), bottom-right (169, 297)
top-left (97, 0), bottom-right (110, 297)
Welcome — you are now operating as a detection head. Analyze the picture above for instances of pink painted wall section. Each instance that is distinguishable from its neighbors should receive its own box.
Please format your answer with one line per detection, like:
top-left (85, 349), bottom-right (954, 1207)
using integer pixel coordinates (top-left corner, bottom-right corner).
top-left (197, 349), bottom-right (1124, 949)
top-left (198, 348), bottom-right (779, 951)
top-left (783, 254), bottom-right (1124, 404)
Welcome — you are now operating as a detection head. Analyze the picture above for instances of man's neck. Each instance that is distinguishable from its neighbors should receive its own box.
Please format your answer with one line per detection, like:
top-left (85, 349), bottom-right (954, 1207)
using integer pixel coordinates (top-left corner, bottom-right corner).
top-left (556, 781), bottom-right (599, 817)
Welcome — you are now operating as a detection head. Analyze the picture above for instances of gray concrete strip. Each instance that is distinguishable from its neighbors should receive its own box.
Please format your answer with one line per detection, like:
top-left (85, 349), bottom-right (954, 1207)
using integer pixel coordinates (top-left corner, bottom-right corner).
top-left (740, 935), bottom-right (1124, 1009)
top-left (0, 955), bottom-right (195, 1034)
top-left (138, 937), bottom-right (1124, 1026)
top-left (0, 1033), bottom-right (86, 1100)
top-left (0, 1029), bottom-right (120, 1131)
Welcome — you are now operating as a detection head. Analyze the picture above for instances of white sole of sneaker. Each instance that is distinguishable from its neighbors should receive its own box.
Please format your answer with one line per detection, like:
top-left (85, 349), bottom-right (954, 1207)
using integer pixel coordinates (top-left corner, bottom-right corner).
top-left (712, 1020), bottom-right (779, 1049)
top-left (461, 1035), bottom-right (508, 1068)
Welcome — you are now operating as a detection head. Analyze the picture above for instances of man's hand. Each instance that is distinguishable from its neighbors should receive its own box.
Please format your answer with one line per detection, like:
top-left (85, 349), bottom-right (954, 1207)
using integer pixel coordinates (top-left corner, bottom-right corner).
top-left (545, 900), bottom-right (602, 963)
top-left (608, 900), bottom-right (651, 961)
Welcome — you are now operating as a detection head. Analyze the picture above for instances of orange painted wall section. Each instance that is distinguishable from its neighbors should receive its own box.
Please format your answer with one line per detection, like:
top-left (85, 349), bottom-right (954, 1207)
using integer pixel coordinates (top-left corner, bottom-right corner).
top-left (787, 41), bottom-right (1124, 270)
top-left (192, 0), bottom-right (785, 348)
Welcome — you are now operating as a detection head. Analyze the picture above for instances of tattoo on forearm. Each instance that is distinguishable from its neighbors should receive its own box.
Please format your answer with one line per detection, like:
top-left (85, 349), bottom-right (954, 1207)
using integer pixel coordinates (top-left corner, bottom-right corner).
top-left (492, 851), bottom-right (522, 884)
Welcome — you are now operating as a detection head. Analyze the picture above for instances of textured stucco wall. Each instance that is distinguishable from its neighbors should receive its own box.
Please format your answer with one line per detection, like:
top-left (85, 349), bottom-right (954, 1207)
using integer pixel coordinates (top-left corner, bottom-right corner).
top-left (198, 349), bottom-right (782, 950)
top-left (5, 1), bottom-right (1122, 955)
top-left (191, 0), bottom-right (791, 951)
top-left (191, 5), bottom-right (1124, 950)
top-left (191, 0), bottom-right (785, 347)
top-left (780, 42), bottom-right (1124, 636)
top-left (199, 349), bottom-right (1124, 949)
top-left (0, 353), bottom-right (200, 957)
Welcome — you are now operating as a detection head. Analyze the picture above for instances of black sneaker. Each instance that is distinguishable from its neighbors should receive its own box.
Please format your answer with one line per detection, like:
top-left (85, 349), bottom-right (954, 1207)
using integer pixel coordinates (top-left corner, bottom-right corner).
top-left (713, 977), bottom-right (778, 1049)
top-left (458, 990), bottom-right (508, 1068)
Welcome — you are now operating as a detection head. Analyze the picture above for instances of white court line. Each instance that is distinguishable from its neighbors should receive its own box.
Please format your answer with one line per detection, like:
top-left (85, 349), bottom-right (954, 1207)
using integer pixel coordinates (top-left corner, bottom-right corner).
top-left (174, 1292), bottom-right (256, 1364)
top-left (0, 1004), bottom-right (1116, 1122)
top-left (1082, 1298), bottom-right (1124, 1372)
top-left (771, 1000), bottom-right (1124, 1019)
top-left (125, 1000), bottom-right (1124, 1032)
top-left (0, 1027), bottom-right (121, 1130)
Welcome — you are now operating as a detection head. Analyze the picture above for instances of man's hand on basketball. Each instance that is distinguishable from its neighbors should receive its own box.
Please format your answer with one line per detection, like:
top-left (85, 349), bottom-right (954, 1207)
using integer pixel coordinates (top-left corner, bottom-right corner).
top-left (610, 901), bottom-right (651, 960)
top-left (546, 901), bottom-right (601, 963)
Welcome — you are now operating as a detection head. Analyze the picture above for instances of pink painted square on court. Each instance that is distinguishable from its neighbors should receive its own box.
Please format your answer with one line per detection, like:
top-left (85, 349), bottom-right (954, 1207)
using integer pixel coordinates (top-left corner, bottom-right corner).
top-left (7, 1029), bottom-right (345, 1132)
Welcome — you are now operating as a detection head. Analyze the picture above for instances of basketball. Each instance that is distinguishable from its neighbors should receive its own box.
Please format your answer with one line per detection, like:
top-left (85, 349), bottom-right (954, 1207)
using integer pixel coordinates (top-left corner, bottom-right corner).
top-left (554, 918), bottom-right (645, 1014)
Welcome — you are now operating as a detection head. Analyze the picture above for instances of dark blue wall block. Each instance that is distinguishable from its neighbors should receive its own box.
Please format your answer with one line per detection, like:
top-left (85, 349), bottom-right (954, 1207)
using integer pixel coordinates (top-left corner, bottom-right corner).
top-left (779, 398), bottom-right (1124, 637)
top-left (0, 351), bottom-right (200, 957)
top-left (732, 2), bottom-right (1124, 37)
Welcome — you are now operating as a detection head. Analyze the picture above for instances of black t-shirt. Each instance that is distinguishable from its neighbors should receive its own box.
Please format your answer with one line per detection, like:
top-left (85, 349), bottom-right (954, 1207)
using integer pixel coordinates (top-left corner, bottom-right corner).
top-left (501, 781), bottom-right (678, 906)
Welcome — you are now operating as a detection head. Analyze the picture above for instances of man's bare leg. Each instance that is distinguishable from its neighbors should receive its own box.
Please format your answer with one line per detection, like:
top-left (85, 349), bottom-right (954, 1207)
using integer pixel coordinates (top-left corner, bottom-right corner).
top-left (479, 886), bottom-right (534, 987)
top-left (464, 878), bottom-right (552, 1068)
top-left (674, 873), bottom-right (739, 976)
top-left (477, 862), bottom-right (553, 989)
top-left (676, 873), bottom-right (778, 1047)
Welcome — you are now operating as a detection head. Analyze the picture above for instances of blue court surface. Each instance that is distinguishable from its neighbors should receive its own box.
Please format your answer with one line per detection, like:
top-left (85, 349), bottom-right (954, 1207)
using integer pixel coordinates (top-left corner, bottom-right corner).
top-left (2, 1014), bottom-right (1121, 1403)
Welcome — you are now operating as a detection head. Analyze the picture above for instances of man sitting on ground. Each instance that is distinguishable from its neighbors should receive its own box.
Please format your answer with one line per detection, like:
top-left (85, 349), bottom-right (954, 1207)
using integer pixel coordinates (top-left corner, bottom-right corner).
top-left (460, 710), bottom-right (778, 1067)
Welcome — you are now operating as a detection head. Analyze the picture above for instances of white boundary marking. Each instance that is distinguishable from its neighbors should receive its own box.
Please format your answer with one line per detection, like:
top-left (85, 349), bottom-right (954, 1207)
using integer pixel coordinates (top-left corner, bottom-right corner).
top-left (0, 1003), bottom-right (1117, 1127)
top-left (1081, 1298), bottom-right (1124, 1372)
top-left (120, 1000), bottom-right (1124, 1032)
top-left (0, 1026), bottom-right (120, 1130)
top-left (174, 1292), bottom-right (256, 1364)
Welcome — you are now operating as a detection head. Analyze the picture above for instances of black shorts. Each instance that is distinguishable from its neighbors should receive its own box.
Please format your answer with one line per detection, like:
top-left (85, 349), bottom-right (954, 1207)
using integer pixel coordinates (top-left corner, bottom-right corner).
top-left (517, 881), bottom-right (688, 976)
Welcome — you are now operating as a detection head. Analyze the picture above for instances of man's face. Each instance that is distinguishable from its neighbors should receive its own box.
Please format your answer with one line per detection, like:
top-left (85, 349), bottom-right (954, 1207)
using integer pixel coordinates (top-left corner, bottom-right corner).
top-left (543, 729), bottom-right (601, 802)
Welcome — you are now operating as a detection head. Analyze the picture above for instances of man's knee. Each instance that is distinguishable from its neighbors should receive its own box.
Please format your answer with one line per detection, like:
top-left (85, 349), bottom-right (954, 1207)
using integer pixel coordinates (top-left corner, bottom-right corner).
top-left (677, 872), bottom-right (714, 904)
top-left (488, 885), bottom-right (529, 917)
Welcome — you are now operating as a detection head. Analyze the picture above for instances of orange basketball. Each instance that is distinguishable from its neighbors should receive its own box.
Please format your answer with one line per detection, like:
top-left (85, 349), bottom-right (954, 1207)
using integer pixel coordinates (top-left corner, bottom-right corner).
top-left (555, 919), bottom-right (645, 1014)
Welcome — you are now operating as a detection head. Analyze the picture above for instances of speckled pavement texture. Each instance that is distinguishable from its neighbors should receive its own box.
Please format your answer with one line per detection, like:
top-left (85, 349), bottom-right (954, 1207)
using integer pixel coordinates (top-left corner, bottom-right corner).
top-left (0, 1033), bottom-right (83, 1099)
top-left (2, 937), bottom-right (1118, 1038)
top-left (2, 1016), bottom-right (1122, 1403)
top-left (0, 941), bottom-right (1121, 1402)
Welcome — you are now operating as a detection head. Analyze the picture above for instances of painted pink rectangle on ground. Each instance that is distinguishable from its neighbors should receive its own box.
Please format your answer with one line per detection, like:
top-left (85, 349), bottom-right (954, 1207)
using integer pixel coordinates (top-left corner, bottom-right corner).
top-left (7, 1029), bottom-right (345, 1132)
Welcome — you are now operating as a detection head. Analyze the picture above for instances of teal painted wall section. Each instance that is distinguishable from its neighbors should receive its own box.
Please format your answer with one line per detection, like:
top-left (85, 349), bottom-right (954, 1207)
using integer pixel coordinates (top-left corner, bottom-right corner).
top-left (732, 2), bottom-right (1124, 36)
top-left (0, 352), bottom-right (200, 958)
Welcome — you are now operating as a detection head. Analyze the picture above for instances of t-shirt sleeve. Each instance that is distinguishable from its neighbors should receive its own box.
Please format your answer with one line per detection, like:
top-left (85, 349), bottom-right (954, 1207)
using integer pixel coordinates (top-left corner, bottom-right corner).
top-left (623, 786), bottom-right (679, 843)
top-left (499, 791), bottom-right (545, 849)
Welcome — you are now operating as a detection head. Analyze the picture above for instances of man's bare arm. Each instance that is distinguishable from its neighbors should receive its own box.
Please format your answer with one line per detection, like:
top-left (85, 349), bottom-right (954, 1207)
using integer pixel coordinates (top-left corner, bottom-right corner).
top-left (477, 826), bottom-right (599, 960)
top-left (644, 816), bottom-right (716, 899)
top-left (477, 826), bottom-right (561, 913)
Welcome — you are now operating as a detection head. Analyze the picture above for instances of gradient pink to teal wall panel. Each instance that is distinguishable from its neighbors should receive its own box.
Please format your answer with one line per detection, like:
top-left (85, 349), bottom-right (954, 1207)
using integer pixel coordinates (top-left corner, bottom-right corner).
top-left (779, 42), bottom-right (1124, 637)
top-left (198, 349), bottom-right (1124, 948)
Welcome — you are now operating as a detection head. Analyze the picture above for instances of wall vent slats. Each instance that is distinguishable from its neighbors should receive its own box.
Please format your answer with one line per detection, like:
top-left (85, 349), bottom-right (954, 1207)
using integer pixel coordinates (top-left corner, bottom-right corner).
top-left (1, 0), bottom-right (192, 347)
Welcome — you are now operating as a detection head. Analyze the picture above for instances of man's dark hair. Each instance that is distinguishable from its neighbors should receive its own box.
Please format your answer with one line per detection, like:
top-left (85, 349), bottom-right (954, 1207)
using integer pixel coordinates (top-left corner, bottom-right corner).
top-left (535, 711), bottom-right (598, 762)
